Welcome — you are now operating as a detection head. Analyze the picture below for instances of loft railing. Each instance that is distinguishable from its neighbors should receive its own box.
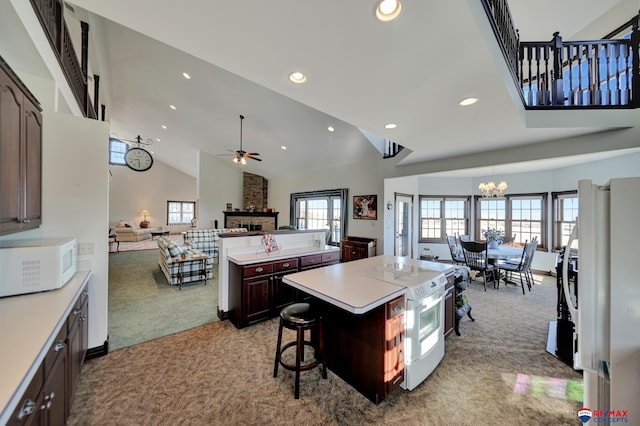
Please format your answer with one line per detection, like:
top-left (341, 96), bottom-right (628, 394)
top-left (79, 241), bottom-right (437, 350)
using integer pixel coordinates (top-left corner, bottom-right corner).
top-left (521, 32), bottom-right (638, 107)
top-left (29, 0), bottom-right (97, 119)
top-left (383, 140), bottom-right (404, 159)
top-left (481, 0), bottom-right (640, 109)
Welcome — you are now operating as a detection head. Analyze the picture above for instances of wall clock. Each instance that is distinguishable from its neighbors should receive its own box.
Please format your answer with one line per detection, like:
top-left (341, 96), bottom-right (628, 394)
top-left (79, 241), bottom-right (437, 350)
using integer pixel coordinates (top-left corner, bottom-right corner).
top-left (125, 147), bottom-right (154, 172)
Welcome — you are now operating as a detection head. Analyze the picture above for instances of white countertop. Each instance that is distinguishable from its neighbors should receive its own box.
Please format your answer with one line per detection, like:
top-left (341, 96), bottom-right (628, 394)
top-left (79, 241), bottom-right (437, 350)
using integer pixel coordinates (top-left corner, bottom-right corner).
top-left (228, 245), bottom-right (340, 265)
top-left (0, 271), bottom-right (91, 425)
top-left (283, 255), bottom-right (453, 314)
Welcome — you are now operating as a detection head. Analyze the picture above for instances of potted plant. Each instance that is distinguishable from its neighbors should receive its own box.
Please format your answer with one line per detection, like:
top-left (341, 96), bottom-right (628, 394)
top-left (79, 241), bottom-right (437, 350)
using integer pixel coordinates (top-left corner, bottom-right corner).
top-left (482, 228), bottom-right (504, 249)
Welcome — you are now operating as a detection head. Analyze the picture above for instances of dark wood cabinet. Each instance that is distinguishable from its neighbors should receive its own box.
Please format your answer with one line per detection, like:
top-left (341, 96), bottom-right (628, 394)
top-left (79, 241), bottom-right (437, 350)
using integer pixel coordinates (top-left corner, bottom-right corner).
top-left (315, 294), bottom-right (405, 404)
top-left (340, 236), bottom-right (377, 262)
top-left (443, 272), bottom-right (455, 339)
top-left (67, 287), bottom-right (89, 404)
top-left (229, 252), bottom-right (340, 328)
top-left (271, 258), bottom-right (299, 315)
top-left (0, 57), bottom-right (43, 236)
top-left (7, 284), bottom-right (88, 426)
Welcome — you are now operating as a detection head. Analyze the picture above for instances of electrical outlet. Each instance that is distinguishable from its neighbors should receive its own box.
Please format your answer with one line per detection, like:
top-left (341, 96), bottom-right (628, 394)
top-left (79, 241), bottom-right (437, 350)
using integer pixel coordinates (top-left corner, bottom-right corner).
top-left (78, 242), bottom-right (95, 255)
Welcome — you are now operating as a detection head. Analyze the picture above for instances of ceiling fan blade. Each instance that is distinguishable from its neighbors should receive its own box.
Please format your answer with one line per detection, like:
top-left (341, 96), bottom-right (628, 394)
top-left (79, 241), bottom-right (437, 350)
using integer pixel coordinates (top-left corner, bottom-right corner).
top-left (248, 156), bottom-right (262, 161)
top-left (246, 152), bottom-right (260, 156)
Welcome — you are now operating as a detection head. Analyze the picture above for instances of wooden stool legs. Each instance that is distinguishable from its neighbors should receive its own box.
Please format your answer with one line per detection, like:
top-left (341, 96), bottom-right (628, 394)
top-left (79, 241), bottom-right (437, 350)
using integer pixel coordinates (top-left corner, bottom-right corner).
top-left (273, 304), bottom-right (327, 399)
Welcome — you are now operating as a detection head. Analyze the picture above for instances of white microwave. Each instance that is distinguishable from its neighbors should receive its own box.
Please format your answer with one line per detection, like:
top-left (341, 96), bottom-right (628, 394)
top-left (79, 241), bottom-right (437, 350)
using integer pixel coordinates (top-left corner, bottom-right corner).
top-left (0, 237), bottom-right (77, 297)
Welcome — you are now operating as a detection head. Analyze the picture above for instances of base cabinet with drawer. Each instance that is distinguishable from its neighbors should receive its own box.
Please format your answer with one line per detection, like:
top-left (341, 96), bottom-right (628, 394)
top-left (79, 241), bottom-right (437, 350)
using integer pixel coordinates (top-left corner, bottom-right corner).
top-left (340, 237), bottom-right (376, 262)
top-left (229, 251), bottom-right (340, 328)
top-left (8, 285), bottom-right (88, 426)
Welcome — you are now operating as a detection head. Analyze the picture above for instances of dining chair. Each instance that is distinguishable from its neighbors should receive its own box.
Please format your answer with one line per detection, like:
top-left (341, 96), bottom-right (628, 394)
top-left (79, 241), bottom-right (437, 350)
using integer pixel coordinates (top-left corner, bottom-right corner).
top-left (502, 233), bottom-right (517, 246)
top-left (522, 238), bottom-right (538, 287)
top-left (501, 239), bottom-right (538, 291)
top-left (460, 240), bottom-right (498, 291)
top-left (498, 240), bottom-right (534, 294)
top-left (458, 233), bottom-right (471, 242)
top-left (446, 234), bottom-right (465, 265)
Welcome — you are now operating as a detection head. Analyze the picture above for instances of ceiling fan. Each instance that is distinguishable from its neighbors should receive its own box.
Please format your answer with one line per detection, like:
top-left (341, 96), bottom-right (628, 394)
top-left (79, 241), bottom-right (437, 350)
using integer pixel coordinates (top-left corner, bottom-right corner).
top-left (221, 114), bottom-right (262, 164)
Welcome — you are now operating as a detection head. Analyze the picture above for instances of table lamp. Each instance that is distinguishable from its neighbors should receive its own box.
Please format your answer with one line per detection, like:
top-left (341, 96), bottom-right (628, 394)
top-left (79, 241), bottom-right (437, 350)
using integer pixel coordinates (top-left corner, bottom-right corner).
top-left (139, 209), bottom-right (150, 228)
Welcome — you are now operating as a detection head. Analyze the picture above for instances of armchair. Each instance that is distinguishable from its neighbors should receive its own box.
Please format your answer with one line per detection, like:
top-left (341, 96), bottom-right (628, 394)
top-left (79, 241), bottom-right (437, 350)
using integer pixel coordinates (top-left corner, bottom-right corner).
top-left (156, 236), bottom-right (213, 286)
top-left (183, 228), bottom-right (247, 259)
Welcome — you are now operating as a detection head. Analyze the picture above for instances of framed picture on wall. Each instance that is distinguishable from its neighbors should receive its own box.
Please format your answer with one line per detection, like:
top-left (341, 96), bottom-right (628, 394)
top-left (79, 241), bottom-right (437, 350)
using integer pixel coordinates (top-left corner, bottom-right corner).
top-left (353, 195), bottom-right (377, 220)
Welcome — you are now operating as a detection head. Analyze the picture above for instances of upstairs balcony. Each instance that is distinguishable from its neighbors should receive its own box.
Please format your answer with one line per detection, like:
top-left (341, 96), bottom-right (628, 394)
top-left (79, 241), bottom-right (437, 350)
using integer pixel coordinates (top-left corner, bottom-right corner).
top-left (482, 0), bottom-right (639, 110)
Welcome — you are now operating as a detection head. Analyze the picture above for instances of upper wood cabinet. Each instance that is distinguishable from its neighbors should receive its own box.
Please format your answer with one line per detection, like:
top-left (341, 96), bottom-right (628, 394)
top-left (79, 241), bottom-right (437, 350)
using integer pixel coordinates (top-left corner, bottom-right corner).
top-left (0, 56), bottom-right (43, 236)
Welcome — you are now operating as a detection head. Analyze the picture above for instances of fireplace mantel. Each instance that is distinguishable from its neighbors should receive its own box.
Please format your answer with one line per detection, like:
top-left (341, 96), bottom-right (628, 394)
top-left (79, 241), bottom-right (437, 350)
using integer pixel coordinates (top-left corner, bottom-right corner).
top-left (223, 211), bottom-right (279, 230)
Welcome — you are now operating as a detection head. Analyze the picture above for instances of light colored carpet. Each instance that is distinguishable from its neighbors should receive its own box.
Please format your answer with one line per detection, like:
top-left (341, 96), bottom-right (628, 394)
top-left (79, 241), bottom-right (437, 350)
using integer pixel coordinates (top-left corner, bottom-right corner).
top-left (70, 273), bottom-right (583, 425)
top-left (108, 249), bottom-right (218, 351)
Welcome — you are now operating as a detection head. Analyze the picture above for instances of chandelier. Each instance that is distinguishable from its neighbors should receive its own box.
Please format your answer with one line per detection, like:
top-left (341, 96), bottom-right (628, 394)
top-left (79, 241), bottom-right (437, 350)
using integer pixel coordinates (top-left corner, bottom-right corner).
top-left (478, 180), bottom-right (508, 198)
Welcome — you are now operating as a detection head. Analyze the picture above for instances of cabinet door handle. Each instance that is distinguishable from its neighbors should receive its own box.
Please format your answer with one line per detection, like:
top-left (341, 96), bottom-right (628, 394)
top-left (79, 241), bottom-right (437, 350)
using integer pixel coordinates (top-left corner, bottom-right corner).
top-left (54, 341), bottom-right (65, 352)
top-left (283, 263), bottom-right (290, 268)
top-left (255, 267), bottom-right (264, 273)
top-left (22, 219), bottom-right (30, 224)
top-left (73, 308), bottom-right (81, 315)
top-left (17, 399), bottom-right (35, 419)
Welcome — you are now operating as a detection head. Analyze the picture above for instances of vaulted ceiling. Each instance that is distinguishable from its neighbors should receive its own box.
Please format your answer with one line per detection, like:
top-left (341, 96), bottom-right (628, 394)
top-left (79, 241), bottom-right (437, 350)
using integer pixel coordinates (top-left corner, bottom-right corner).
top-left (3, 0), bottom-right (639, 178)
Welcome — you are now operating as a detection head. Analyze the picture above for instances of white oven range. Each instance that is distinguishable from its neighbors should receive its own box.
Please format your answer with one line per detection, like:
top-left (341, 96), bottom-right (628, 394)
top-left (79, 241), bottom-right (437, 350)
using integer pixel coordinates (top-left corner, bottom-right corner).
top-left (399, 269), bottom-right (447, 390)
top-left (356, 262), bottom-right (448, 391)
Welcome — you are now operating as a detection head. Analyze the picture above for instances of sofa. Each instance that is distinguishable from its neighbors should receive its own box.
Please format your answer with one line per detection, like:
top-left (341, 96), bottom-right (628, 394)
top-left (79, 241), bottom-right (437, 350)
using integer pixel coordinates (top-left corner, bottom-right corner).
top-left (183, 228), bottom-right (247, 258)
top-left (156, 236), bottom-right (213, 286)
top-left (114, 221), bottom-right (152, 242)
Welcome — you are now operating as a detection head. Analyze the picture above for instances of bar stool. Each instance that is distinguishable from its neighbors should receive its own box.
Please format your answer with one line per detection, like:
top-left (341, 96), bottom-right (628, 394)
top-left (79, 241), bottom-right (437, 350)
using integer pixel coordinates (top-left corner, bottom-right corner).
top-left (273, 303), bottom-right (327, 399)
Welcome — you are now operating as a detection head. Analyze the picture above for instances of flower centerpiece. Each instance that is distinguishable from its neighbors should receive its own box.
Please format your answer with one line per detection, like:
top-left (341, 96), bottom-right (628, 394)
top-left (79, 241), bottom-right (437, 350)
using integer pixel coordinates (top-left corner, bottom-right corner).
top-left (482, 228), bottom-right (504, 249)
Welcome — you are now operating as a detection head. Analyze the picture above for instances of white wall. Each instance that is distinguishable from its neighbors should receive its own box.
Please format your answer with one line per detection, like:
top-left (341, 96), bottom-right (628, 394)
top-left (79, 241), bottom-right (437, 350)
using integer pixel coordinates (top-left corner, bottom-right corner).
top-left (198, 151), bottom-right (243, 229)
top-left (0, 113), bottom-right (110, 349)
top-left (109, 159), bottom-right (196, 228)
top-left (269, 157), bottom-right (392, 248)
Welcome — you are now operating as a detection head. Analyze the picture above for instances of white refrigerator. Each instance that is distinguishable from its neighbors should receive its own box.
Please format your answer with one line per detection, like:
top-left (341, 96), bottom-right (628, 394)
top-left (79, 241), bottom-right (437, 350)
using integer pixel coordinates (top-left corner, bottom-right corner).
top-left (563, 177), bottom-right (640, 423)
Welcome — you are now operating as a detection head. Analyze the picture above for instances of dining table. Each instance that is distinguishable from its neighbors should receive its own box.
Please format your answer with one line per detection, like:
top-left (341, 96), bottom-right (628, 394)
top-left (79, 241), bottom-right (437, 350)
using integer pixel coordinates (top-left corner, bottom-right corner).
top-left (486, 245), bottom-right (524, 261)
top-left (486, 245), bottom-right (525, 287)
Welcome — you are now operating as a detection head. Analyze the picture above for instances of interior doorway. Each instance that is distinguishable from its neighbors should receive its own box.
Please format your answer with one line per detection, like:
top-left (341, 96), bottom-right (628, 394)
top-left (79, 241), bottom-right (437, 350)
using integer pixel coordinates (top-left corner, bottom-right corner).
top-left (394, 193), bottom-right (413, 257)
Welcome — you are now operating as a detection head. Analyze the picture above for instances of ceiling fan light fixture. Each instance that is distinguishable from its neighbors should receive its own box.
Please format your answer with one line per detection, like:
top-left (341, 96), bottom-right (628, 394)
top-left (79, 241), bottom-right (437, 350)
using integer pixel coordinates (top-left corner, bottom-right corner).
top-left (240, 157), bottom-right (247, 165)
top-left (375, 0), bottom-right (402, 22)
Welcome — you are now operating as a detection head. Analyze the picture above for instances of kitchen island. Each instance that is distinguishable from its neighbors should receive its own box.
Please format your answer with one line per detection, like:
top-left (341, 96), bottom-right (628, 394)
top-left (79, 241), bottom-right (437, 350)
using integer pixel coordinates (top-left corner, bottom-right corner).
top-left (282, 256), bottom-right (445, 404)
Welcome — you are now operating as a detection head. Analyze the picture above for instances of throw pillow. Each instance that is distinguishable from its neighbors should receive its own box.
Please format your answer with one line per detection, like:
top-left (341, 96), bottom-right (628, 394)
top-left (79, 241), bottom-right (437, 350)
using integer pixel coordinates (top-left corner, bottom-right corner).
top-left (166, 241), bottom-right (183, 258)
top-left (124, 223), bottom-right (132, 228)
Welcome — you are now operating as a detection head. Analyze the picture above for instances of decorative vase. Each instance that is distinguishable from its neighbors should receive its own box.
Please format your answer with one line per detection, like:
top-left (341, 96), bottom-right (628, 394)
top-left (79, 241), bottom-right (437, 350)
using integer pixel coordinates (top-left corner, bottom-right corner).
top-left (488, 240), bottom-right (499, 249)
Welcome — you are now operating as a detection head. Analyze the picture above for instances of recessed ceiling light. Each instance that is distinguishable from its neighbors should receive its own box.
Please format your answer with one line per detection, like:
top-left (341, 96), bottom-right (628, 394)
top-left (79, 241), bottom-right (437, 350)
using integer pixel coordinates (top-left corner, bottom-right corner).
top-left (182, 72), bottom-right (191, 79)
top-left (169, 105), bottom-right (177, 110)
top-left (459, 97), bottom-right (478, 106)
top-left (281, 145), bottom-right (287, 150)
top-left (155, 138), bottom-right (161, 142)
top-left (375, 0), bottom-right (402, 22)
top-left (328, 126), bottom-right (335, 132)
top-left (289, 71), bottom-right (307, 84)
top-left (161, 125), bottom-right (167, 130)
top-left (384, 123), bottom-right (397, 129)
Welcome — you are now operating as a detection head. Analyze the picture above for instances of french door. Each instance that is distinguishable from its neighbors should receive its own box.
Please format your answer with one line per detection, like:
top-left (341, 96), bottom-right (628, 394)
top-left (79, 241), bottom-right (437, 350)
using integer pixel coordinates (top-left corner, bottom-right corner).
top-left (394, 193), bottom-right (413, 257)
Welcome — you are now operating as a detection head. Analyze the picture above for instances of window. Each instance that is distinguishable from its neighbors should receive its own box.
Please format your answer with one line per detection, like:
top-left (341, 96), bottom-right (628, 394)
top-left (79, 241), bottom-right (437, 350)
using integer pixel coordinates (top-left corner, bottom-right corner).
top-left (290, 189), bottom-right (348, 245)
top-left (167, 201), bottom-right (195, 224)
top-left (419, 196), bottom-right (469, 242)
top-left (475, 193), bottom-right (547, 249)
top-left (552, 191), bottom-right (578, 250)
top-left (109, 138), bottom-right (128, 165)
